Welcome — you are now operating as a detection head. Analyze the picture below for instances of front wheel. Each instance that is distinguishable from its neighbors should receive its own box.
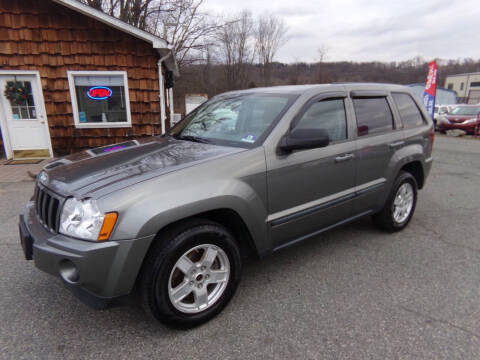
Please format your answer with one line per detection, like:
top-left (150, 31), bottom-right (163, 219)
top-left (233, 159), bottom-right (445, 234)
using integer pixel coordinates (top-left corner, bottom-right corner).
top-left (373, 171), bottom-right (418, 232)
top-left (139, 219), bottom-right (242, 328)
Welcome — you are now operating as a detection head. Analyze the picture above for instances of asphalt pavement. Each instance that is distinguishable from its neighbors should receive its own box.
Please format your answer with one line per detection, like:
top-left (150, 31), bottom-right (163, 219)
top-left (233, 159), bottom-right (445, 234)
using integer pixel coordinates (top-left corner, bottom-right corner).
top-left (1, 135), bottom-right (480, 360)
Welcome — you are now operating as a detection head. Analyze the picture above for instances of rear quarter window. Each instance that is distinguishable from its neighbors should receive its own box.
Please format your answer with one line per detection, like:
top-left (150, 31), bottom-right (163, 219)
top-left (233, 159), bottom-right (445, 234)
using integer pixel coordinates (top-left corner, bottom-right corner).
top-left (352, 97), bottom-right (394, 136)
top-left (392, 93), bottom-right (425, 128)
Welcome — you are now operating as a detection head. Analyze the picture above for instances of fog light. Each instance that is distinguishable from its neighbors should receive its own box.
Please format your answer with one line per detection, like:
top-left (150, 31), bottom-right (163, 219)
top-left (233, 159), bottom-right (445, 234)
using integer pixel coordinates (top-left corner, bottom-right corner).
top-left (59, 259), bottom-right (79, 283)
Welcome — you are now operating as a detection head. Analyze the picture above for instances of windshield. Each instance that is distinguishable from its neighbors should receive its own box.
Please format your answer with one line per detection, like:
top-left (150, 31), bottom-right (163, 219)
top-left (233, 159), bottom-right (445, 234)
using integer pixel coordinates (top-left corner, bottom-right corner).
top-left (450, 106), bottom-right (480, 116)
top-left (169, 93), bottom-right (296, 148)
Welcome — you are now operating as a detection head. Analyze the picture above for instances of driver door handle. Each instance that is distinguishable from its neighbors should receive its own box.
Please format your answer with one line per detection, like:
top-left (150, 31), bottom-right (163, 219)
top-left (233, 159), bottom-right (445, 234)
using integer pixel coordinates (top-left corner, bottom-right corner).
top-left (335, 153), bottom-right (355, 163)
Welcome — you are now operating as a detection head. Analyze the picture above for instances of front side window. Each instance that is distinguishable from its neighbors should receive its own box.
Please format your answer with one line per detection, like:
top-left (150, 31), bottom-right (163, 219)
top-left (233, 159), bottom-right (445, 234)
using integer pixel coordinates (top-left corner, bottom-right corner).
top-left (294, 99), bottom-right (347, 142)
top-left (68, 71), bottom-right (131, 128)
top-left (392, 93), bottom-right (424, 128)
top-left (353, 97), bottom-right (394, 136)
top-left (170, 94), bottom-right (296, 148)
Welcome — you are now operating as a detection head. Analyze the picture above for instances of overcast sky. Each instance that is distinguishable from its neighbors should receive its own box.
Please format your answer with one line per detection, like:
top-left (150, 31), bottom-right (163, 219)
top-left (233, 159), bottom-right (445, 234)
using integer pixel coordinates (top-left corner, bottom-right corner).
top-left (205, 0), bottom-right (480, 63)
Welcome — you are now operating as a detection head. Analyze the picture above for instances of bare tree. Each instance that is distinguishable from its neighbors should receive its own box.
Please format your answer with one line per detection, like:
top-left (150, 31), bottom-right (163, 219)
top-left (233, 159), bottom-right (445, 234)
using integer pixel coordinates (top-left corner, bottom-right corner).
top-left (80, 0), bottom-right (157, 29)
top-left (316, 44), bottom-right (329, 83)
top-left (317, 44), bottom-right (329, 63)
top-left (254, 13), bottom-right (287, 85)
top-left (152, 0), bottom-right (222, 69)
top-left (118, 0), bottom-right (156, 29)
top-left (82, 0), bottom-right (104, 10)
top-left (216, 10), bottom-right (255, 90)
top-left (81, 0), bottom-right (225, 70)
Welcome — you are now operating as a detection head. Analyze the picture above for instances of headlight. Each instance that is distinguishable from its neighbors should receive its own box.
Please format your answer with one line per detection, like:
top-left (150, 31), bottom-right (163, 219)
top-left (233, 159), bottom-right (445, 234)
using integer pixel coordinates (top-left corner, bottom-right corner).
top-left (59, 198), bottom-right (117, 241)
top-left (463, 118), bottom-right (478, 124)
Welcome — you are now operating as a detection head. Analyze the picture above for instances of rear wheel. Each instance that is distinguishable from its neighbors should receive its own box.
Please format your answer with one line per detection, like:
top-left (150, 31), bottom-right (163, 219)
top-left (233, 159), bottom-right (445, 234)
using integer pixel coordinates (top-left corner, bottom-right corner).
top-left (139, 219), bottom-right (242, 328)
top-left (373, 171), bottom-right (417, 232)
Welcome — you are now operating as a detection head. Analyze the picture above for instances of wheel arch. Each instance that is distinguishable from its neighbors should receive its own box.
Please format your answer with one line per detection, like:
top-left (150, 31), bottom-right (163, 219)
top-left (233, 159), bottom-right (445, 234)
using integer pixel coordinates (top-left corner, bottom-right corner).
top-left (132, 207), bottom-right (261, 293)
top-left (150, 208), bottom-right (261, 260)
top-left (400, 161), bottom-right (424, 189)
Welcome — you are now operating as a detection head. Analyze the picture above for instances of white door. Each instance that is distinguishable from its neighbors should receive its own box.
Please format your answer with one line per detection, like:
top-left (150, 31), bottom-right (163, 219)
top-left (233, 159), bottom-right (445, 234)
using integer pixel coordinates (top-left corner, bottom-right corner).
top-left (0, 74), bottom-right (52, 159)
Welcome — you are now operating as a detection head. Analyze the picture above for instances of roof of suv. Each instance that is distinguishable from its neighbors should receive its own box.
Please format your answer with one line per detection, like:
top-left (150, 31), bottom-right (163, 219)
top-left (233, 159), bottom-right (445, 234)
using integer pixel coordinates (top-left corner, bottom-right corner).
top-left (221, 83), bottom-right (413, 96)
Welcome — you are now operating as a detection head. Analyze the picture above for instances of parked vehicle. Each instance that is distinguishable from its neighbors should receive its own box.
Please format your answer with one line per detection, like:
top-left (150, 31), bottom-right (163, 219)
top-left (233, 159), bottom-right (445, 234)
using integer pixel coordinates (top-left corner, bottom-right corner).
top-left (437, 104), bottom-right (480, 134)
top-left (19, 84), bottom-right (433, 327)
top-left (433, 104), bottom-right (455, 128)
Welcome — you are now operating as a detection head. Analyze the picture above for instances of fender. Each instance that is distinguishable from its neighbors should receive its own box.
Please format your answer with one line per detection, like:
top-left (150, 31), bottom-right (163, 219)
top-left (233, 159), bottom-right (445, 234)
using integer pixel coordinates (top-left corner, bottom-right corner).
top-left (387, 143), bottom-right (426, 190)
top-left (98, 147), bottom-right (270, 253)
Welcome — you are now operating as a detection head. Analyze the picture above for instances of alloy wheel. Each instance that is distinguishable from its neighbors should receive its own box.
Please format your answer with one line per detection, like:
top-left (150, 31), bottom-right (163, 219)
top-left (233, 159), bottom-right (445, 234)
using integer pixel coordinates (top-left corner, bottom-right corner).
top-left (168, 244), bottom-right (230, 314)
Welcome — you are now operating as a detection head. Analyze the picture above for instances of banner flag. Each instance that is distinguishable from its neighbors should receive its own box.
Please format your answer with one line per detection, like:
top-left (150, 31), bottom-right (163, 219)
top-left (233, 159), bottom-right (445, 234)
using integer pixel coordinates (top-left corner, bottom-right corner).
top-left (423, 60), bottom-right (438, 119)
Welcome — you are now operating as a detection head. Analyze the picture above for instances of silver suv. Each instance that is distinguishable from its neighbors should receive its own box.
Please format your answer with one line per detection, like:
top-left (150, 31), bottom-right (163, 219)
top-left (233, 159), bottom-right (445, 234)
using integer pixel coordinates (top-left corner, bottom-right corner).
top-left (19, 84), bottom-right (433, 327)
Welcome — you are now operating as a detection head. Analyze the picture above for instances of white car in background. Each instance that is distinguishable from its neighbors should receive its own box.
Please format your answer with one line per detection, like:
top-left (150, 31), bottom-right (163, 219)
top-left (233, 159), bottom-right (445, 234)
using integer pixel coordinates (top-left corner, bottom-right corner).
top-left (434, 105), bottom-right (456, 129)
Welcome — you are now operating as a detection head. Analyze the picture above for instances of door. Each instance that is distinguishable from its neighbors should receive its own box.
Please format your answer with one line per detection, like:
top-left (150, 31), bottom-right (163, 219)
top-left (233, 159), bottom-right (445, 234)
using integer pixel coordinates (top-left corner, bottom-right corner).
top-left (267, 96), bottom-right (356, 249)
top-left (350, 93), bottom-right (404, 214)
top-left (0, 74), bottom-right (52, 159)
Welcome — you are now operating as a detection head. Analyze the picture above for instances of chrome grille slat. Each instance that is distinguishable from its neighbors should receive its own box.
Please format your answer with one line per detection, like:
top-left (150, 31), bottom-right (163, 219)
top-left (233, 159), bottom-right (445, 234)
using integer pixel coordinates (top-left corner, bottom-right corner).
top-left (41, 191), bottom-right (49, 224)
top-left (34, 186), bottom-right (41, 215)
top-left (47, 197), bottom-right (54, 229)
top-left (34, 185), bottom-right (64, 233)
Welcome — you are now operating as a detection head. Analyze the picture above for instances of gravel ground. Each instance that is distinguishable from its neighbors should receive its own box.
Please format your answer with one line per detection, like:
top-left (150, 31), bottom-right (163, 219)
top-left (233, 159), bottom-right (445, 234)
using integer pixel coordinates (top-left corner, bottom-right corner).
top-left (1, 134), bottom-right (480, 360)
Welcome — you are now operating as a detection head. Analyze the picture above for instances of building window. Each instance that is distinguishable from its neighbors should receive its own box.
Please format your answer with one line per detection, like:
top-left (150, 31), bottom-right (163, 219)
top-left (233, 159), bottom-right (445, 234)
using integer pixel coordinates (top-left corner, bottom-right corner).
top-left (470, 82), bottom-right (480, 87)
top-left (460, 82), bottom-right (464, 91)
top-left (67, 71), bottom-right (132, 128)
top-left (447, 83), bottom-right (453, 90)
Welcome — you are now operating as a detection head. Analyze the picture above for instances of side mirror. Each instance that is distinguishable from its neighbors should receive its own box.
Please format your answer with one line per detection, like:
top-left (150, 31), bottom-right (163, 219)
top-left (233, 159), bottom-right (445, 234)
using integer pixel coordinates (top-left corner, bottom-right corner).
top-left (278, 128), bottom-right (330, 153)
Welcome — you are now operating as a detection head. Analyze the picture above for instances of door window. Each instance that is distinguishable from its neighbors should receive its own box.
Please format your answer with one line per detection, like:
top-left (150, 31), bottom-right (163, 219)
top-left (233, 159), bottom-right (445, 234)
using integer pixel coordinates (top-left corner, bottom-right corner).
top-left (353, 97), bottom-right (393, 136)
top-left (294, 99), bottom-right (347, 142)
top-left (392, 93), bottom-right (425, 128)
top-left (6, 81), bottom-right (37, 120)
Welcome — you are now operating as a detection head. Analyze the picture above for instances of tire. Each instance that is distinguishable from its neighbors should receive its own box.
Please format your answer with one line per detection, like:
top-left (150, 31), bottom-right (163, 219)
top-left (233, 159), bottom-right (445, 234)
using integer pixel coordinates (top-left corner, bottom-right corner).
top-left (139, 219), bottom-right (242, 328)
top-left (373, 171), bottom-right (418, 232)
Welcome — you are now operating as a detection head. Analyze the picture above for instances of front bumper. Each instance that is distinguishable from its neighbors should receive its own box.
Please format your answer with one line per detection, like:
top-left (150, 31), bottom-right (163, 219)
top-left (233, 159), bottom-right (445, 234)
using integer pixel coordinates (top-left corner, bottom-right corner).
top-left (438, 121), bottom-right (479, 133)
top-left (20, 202), bottom-right (155, 308)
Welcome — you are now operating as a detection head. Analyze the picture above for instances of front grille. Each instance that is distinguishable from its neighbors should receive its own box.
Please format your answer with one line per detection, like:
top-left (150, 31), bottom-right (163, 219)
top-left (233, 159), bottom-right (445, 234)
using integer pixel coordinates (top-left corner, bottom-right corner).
top-left (34, 185), bottom-right (64, 233)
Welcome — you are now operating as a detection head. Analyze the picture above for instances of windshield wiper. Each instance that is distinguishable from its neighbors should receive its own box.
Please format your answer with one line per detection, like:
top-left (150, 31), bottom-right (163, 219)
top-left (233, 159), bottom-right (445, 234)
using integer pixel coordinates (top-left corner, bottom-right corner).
top-left (174, 135), bottom-right (213, 144)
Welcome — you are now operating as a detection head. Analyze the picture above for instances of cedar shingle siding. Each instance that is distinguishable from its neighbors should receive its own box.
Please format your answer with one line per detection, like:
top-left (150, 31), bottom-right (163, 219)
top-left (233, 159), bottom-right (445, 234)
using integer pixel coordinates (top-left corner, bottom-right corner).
top-left (0, 0), bottom-right (166, 155)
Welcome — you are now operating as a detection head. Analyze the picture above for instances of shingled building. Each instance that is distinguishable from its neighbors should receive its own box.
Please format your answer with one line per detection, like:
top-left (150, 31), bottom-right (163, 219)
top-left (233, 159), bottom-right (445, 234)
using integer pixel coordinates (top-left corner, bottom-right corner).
top-left (0, 0), bottom-right (178, 159)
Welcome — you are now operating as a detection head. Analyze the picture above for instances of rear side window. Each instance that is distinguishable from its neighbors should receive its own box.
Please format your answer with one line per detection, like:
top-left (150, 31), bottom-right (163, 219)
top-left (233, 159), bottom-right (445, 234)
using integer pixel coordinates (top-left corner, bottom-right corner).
top-left (352, 97), bottom-right (394, 136)
top-left (392, 93), bottom-right (424, 128)
top-left (294, 99), bottom-right (347, 142)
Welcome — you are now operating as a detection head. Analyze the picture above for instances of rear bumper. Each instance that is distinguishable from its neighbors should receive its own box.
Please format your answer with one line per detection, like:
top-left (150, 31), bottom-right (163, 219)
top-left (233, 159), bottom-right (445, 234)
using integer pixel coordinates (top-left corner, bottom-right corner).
top-left (20, 202), bottom-right (155, 308)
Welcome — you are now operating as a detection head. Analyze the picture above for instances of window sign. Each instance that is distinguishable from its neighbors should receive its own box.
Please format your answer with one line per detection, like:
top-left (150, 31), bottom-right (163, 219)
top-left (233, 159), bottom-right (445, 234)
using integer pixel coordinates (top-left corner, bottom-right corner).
top-left (79, 111), bottom-right (87, 123)
top-left (67, 71), bottom-right (131, 128)
top-left (87, 86), bottom-right (113, 100)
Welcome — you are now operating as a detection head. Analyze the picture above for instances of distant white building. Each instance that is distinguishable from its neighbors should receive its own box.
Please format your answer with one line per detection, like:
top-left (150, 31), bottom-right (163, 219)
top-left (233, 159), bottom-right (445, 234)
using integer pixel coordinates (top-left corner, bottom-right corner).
top-left (407, 84), bottom-right (457, 105)
top-left (185, 94), bottom-right (208, 115)
top-left (444, 72), bottom-right (480, 104)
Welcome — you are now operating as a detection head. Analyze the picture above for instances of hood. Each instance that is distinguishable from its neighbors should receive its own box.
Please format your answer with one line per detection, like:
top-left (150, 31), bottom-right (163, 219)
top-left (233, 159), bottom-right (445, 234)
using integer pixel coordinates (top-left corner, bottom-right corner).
top-left (444, 115), bottom-right (475, 123)
top-left (41, 137), bottom-right (245, 198)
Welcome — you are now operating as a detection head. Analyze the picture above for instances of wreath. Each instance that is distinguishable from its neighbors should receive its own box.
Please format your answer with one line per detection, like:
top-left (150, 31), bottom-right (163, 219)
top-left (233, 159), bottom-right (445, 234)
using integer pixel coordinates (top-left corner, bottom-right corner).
top-left (4, 81), bottom-right (28, 105)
